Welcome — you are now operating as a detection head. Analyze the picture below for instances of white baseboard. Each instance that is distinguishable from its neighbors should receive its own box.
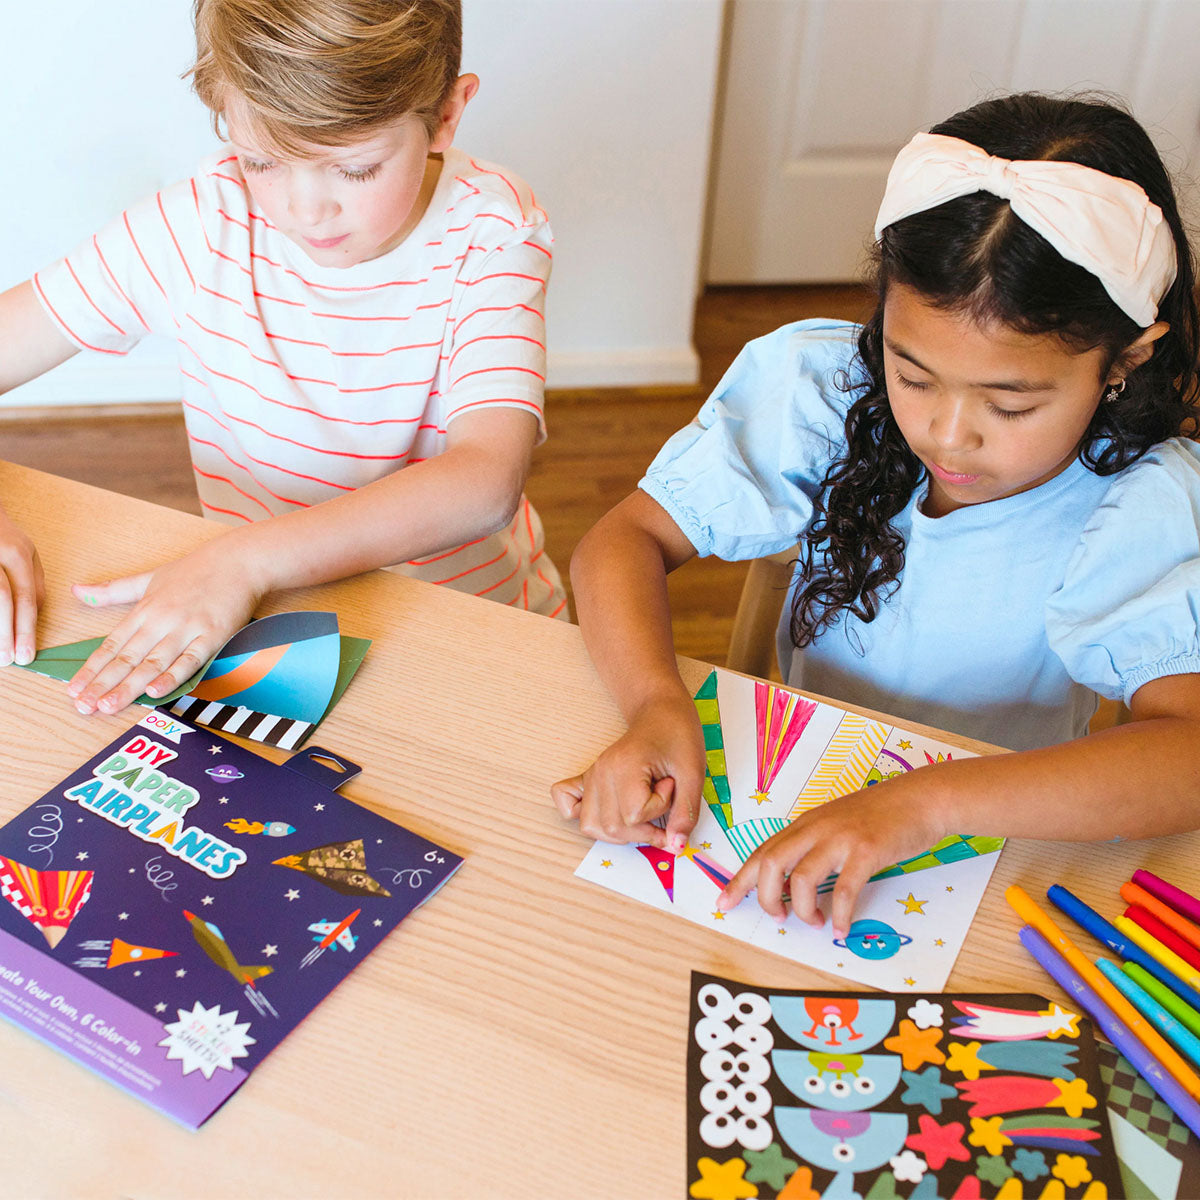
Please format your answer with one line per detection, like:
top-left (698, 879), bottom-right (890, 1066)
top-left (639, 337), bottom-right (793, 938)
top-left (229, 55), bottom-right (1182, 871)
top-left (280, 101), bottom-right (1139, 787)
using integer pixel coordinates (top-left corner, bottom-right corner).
top-left (1, 342), bottom-right (702, 414)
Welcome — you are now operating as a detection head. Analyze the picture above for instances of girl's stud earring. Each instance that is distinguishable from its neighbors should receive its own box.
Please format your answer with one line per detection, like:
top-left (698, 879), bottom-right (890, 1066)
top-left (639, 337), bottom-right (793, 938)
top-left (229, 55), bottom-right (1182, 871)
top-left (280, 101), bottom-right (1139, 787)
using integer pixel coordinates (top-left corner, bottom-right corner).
top-left (1104, 378), bottom-right (1127, 403)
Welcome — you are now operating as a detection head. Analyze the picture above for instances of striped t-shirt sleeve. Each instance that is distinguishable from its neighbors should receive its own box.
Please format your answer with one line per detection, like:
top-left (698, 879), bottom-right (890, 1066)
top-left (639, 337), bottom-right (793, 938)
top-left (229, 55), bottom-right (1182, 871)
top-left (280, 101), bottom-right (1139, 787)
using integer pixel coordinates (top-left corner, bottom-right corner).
top-left (442, 198), bottom-right (552, 435)
top-left (33, 180), bottom-right (201, 356)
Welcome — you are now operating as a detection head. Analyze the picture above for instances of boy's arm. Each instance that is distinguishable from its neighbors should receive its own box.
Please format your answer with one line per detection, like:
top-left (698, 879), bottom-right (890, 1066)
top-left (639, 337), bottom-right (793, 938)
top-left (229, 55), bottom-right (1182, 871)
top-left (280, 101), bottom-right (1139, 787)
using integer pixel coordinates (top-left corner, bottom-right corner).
top-left (0, 280), bottom-right (80, 662)
top-left (550, 492), bottom-right (707, 849)
top-left (67, 405), bottom-right (540, 714)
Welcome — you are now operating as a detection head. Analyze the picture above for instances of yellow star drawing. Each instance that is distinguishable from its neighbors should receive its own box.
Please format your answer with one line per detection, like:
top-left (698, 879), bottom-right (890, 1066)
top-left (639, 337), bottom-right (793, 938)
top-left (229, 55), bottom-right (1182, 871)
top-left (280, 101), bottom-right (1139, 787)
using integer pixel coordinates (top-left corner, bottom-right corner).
top-left (945, 885), bottom-right (955, 893)
top-left (899, 739), bottom-right (912, 749)
top-left (679, 844), bottom-right (699, 861)
top-left (712, 910), bottom-right (726, 921)
top-left (904, 977), bottom-right (916, 987)
top-left (934, 938), bottom-right (946, 947)
top-left (898, 892), bottom-right (928, 914)
top-left (777, 927), bottom-right (787, 936)
top-left (600, 860), bottom-right (612, 868)
top-left (700, 842), bottom-right (712, 850)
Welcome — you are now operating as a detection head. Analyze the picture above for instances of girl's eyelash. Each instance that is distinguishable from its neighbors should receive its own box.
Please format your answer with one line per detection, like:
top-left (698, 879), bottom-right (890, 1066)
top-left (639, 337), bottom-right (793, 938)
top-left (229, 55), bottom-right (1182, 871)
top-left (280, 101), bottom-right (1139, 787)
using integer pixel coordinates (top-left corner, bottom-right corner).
top-left (987, 402), bottom-right (1033, 420)
top-left (337, 164), bottom-right (381, 182)
top-left (894, 374), bottom-right (930, 391)
top-left (240, 158), bottom-right (275, 174)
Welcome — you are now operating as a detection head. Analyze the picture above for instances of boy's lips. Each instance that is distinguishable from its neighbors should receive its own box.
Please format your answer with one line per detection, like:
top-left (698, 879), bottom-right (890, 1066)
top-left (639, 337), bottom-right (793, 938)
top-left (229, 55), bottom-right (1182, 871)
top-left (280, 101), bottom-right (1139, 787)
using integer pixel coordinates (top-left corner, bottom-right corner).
top-left (304, 234), bottom-right (349, 249)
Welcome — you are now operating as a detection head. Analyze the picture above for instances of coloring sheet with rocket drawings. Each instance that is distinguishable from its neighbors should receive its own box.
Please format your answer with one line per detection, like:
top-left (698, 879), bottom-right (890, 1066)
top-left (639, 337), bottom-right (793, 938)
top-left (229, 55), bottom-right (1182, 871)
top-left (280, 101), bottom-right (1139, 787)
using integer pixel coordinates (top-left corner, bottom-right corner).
top-left (576, 668), bottom-right (1004, 991)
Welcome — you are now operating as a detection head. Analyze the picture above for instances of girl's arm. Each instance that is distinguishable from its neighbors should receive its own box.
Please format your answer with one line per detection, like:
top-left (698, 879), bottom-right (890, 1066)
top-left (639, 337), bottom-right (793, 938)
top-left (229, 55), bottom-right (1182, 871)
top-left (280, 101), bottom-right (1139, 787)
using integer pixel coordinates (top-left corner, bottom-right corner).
top-left (0, 280), bottom-right (79, 663)
top-left (720, 671), bottom-right (1200, 936)
top-left (550, 491), bottom-right (706, 851)
top-left (65, 405), bottom-right (541, 714)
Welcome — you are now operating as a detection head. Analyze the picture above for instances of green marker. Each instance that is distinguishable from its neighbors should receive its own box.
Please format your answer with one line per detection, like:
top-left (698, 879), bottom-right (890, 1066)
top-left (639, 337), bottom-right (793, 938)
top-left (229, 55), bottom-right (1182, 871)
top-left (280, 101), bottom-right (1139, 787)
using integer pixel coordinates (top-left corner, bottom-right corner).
top-left (1125, 960), bottom-right (1200, 1039)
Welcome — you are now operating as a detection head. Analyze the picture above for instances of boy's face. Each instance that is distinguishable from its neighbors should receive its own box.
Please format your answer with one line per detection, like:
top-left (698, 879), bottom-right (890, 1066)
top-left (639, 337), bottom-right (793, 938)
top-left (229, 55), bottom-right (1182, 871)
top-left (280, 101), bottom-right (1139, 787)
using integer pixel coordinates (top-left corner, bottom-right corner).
top-left (225, 78), bottom-right (476, 269)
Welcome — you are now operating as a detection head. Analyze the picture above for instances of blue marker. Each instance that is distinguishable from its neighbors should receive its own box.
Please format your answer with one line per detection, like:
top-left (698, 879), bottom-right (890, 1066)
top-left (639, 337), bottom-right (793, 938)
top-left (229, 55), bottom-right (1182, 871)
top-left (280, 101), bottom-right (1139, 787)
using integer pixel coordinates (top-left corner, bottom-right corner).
top-left (1098, 957), bottom-right (1200, 1069)
top-left (1048, 884), bottom-right (1200, 1011)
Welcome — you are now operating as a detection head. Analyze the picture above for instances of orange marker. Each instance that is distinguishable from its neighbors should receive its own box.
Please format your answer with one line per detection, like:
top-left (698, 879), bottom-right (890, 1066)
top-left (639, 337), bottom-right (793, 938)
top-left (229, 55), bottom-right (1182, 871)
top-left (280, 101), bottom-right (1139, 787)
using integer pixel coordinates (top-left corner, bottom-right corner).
top-left (1005, 885), bottom-right (1200, 1102)
top-left (1123, 880), bottom-right (1200, 953)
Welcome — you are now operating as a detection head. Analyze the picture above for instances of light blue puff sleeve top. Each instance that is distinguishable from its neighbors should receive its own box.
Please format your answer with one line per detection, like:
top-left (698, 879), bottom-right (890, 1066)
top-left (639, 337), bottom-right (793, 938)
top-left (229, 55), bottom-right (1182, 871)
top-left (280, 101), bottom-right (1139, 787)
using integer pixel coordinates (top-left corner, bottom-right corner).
top-left (641, 319), bottom-right (1200, 752)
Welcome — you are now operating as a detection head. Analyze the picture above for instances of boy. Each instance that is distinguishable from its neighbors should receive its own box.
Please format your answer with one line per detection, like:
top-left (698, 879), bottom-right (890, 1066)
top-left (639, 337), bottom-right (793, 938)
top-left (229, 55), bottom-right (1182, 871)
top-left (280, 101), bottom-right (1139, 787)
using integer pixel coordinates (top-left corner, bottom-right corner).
top-left (0, 0), bottom-right (564, 715)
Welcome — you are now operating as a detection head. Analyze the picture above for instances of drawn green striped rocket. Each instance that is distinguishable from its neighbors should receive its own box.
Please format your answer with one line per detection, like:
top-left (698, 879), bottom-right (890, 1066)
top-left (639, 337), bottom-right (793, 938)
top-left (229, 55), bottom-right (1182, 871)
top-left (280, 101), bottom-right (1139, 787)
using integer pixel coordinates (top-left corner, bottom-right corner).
top-left (693, 671), bottom-right (732, 830)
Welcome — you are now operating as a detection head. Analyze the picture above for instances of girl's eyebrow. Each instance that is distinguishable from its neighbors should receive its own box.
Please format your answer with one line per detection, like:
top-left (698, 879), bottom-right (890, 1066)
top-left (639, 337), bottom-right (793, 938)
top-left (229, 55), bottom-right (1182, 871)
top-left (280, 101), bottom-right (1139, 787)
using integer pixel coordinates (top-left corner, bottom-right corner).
top-left (884, 336), bottom-right (1056, 393)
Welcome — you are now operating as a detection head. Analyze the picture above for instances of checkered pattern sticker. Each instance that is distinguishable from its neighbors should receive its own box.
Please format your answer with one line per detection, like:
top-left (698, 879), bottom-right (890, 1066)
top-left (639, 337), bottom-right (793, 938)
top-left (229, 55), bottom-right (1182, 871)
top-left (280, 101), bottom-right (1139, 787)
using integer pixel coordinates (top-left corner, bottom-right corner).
top-left (1098, 1039), bottom-right (1195, 1153)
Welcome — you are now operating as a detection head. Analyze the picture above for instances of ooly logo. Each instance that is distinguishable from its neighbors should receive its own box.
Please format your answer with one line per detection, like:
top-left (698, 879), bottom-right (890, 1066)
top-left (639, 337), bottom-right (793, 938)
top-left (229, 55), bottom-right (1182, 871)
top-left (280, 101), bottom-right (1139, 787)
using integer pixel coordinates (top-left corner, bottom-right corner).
top-left (136, 711), bottom-right (192, 745)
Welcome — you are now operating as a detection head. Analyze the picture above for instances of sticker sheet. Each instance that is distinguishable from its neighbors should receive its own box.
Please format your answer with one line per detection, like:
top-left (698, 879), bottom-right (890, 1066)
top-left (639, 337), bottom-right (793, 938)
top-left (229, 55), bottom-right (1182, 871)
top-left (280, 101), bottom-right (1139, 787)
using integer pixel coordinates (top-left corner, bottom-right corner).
top-left (577, 668), bottom-right (1004, 991)
top-left (0, 710), bottom-right (459, 1128)
top-left (687, 971), bottom-right (1122, 1199)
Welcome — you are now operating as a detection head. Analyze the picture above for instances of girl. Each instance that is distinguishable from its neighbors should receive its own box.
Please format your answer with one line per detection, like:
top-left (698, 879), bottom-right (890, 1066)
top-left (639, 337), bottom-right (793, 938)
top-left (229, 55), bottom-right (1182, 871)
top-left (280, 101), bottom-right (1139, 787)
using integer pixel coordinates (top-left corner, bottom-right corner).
top-left (552, 93), bottom-right (1200, 938)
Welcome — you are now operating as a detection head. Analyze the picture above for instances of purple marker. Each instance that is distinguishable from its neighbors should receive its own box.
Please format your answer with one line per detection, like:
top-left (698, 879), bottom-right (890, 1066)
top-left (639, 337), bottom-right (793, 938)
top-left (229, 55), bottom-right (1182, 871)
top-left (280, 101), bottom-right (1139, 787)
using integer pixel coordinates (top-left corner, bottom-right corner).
top-left (1018, 924), bottom-right (1200, 1140)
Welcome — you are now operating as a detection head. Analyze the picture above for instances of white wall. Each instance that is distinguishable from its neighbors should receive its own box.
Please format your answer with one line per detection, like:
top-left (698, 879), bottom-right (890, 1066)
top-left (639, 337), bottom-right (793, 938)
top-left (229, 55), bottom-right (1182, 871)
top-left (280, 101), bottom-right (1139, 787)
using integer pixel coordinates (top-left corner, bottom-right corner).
top-left (1, 1), bottom-right (723, 406)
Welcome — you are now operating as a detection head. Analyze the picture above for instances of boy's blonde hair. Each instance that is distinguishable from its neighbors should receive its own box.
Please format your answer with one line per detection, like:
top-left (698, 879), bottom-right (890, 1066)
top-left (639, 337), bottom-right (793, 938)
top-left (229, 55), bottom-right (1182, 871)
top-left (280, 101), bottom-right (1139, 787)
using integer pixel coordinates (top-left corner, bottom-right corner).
top-left (190, 0), bottom-right (462, 156)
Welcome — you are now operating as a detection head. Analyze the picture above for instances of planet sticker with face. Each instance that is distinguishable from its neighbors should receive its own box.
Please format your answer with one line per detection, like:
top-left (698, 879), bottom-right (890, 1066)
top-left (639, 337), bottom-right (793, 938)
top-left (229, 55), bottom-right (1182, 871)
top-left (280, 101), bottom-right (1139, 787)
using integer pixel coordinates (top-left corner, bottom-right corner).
top-left (833, 919), bottom-right (912, 960)
top-left (205, 764), bottom-right (245, 782)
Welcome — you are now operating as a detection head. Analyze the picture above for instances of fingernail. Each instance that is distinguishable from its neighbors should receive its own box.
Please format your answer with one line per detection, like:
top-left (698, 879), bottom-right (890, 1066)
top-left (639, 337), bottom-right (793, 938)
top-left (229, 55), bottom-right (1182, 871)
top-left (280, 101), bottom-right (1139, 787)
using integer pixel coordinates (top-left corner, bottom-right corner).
top-left (715, 893), bottom-right (728, 912)
top-left (66, 682), bottom-right (81, 697)
top-left (15, 645), bottom-right (32, 665)
top-left (98, 698), bottom-right (117, 714)
top-left (668, 833), bottom-right (686, 854)
top-left (75, 700), bottom-right (94, 715)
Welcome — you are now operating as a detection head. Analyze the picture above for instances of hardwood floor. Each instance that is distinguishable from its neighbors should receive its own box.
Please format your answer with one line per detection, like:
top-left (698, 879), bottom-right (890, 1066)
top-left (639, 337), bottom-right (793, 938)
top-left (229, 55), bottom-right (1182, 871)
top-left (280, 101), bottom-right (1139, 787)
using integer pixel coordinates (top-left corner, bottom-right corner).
top-left (0, 284), bottom-right (872, 668)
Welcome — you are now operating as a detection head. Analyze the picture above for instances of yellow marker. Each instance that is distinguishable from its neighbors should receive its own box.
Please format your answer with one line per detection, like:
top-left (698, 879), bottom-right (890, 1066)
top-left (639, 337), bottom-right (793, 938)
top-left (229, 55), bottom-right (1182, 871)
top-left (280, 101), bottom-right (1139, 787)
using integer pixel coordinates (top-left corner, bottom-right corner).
top-left (1005, 885), bottom-right (1200, 1101)
top-left (1115, 914), bottom-right (1200, 992)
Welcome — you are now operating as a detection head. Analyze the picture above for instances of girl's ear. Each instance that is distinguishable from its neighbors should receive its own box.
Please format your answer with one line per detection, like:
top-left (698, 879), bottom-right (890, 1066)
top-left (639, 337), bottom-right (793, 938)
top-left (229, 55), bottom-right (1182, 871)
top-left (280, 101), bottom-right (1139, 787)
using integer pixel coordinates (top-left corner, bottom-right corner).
top-left (429, 74), bottom-right (479, 154)
top-left (1111, 320), bottom-right (1170, 383)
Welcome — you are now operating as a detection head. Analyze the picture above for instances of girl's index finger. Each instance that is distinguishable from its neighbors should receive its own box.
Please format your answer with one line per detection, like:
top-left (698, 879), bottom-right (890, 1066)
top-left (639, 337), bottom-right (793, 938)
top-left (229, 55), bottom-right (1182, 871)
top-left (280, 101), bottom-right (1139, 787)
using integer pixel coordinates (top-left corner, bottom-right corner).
top-left (717, 857), bottom-right (761, 914)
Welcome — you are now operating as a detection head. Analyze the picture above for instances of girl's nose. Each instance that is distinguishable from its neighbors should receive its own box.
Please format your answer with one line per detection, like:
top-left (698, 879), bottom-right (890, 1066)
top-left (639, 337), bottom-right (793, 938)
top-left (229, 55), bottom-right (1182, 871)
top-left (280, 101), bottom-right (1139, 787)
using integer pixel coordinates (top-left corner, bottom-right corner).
top-left (928, 398), bottom-right (981, 452)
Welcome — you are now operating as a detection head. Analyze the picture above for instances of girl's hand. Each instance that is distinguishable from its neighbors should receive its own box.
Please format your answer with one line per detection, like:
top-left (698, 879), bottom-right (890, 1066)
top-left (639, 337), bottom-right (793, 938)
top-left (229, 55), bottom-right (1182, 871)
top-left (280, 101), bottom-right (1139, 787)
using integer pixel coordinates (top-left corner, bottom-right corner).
top-left (0, 508), bottom-right (44, 667)
top-left (551, 691), bottom-right (706, 851)
top-left (718, 774), bottom-right (948, 937)
top-left (66, 537), bottom-right (266, 716)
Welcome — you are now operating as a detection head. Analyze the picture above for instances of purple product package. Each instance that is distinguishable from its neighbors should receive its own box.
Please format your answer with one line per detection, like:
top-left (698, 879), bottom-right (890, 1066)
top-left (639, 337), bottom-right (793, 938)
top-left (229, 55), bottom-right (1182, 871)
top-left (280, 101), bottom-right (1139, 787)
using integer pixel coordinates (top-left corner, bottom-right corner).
top-left (0, 709), bottom-right (461, 1128)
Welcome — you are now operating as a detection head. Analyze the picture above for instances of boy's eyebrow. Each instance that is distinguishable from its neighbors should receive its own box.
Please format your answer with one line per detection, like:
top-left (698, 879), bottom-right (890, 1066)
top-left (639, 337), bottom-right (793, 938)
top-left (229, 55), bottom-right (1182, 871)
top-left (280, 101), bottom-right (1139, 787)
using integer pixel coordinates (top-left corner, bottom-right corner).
top-left (884, 336), bottom-right (1056, 393)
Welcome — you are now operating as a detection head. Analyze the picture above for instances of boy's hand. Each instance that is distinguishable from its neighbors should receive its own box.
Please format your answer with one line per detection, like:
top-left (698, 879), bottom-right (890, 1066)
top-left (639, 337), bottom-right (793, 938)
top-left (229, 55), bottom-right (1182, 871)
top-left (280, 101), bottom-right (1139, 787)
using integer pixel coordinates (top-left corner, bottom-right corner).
top-left (551, 692), bottom-right (706, 851)
top-left (66, 537), bottom-right (265, 716)
top-left (717, 775), bottom-right (948, 938)
top-left (0, 508), bottom-right (44, 666)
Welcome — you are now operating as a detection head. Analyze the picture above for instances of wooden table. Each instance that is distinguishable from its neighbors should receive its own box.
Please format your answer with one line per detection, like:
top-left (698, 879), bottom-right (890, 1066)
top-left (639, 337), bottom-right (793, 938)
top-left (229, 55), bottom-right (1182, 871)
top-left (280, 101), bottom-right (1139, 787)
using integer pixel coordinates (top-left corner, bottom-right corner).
top-left (0, 462), bottom-right (1196, 1199)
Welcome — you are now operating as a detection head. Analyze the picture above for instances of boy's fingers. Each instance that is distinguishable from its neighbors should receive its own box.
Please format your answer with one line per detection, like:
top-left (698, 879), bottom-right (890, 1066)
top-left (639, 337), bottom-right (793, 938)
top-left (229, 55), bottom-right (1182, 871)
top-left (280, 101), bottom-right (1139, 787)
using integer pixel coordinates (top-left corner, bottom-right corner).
top-left (0, 576), bottom-right (14, 665)
top-left (13, 560), bottom-right (42, 666)
top-left (550, 776), bottom-right (585, 820)
top-left (142, 637), bottom-right (209, 699)
top-left (72, 572), bottom-right (153, 609)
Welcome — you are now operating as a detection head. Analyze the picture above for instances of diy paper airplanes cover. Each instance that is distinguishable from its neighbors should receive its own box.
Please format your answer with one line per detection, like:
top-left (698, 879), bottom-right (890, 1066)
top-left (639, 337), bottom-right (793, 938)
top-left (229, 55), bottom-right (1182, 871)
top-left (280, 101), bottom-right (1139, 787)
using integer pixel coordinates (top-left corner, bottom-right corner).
top-left (687, 971), bottom-right (1122, 1200)
top-left (22, 610), bottom-right (370, 750)
top-left (576, 667), bottom-right (1005, 991)
top-left (0, 710), bottom-right (460, 1129)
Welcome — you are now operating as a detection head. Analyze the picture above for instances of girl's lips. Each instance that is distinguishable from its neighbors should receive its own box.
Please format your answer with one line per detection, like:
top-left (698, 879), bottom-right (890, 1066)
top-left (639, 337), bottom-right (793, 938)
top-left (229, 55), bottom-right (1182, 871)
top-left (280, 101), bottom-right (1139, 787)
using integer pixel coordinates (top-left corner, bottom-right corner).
top-left (929, 461), bottom-right (981, 485)
top-left (305, 234), bottom-right (349, 249)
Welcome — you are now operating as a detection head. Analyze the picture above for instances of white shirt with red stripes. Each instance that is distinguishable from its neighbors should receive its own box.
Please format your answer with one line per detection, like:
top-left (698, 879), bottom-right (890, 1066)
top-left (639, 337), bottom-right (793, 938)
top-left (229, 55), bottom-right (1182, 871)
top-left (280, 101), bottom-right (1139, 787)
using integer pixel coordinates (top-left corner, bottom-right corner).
top-left (34, 146), bottom-right (566, 618)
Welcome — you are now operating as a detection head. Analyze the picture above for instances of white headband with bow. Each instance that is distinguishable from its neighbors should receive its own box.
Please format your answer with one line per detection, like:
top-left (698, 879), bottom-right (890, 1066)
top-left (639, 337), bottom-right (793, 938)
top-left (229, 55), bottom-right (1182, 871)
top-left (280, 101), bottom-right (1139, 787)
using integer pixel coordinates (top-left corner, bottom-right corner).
top-left (874, 132), bottom-right (1177, 327)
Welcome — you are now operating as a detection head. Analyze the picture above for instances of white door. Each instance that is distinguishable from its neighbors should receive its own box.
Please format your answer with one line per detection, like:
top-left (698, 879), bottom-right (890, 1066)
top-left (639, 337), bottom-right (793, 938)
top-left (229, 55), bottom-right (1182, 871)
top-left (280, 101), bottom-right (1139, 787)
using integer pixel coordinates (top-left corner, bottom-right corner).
top-left (706, 0), bottom-right (1200, 283)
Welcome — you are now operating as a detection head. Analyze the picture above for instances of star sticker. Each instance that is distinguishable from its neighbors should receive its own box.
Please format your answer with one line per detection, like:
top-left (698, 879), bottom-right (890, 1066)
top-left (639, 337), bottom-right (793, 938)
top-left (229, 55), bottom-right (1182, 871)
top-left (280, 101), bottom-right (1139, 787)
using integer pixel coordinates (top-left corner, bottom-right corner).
top-left (175, 968), bottom-right (187, 978)
top-left (744, 1143), bottom-right (798, 1191)
top-left (154, 1002), bottom-right (167, 1014)
top-left (128, 867), bottom-right (136, 874)
top-left (218, 796), bottom-right (229, 805)
top-left (1039, 1002), bottom-right (1082, 1038)
top-left (898, 892), bottom-right (928, 915)
top-left (263, 945), bottom-right (278, 958)
top-left (77, 817), bottom-right (84, 823)
top-left (201, 896), bottom-right (214, 906)
top-left (76, 851), bottom-right (88, 861)
top-left (1049, 1077), bottom-right (1096, 1118)
top-left (711, 910), bottom-right (726, 921)
top-left (376, 838), bottom-right (383, 844)
top-left (285, 889), bottom-right (300, 901)
top-left (208, 745), bottom-right (222, 755)
top-left (314, 802), bottom-right (325, 812)
top-left (133, 970), bottom-right (141, 977)
top-left (601, 860), bottom-right (613, 868)
top-left (689, 1156), bottom-right (757, 1200)
top-left (118, 912), bottom-right (129, 921)
top-left (373, 919), bottom-right (383, 927)
top-left (899, 739), bottom-right (912, 749)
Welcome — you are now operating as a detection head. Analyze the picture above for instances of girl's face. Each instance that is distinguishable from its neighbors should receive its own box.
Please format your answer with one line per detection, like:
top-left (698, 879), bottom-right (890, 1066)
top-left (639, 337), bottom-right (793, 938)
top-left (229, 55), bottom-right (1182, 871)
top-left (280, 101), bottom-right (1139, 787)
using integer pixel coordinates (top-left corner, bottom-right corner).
top-left (883, 283), bottom-right (1120, 517)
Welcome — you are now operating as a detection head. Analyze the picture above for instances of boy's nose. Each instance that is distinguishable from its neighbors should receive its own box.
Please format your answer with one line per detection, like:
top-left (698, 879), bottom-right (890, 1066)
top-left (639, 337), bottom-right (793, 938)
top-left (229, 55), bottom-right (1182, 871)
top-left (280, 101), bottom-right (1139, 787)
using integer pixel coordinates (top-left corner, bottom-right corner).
top-left (287, 186), bottom-right (338, 229)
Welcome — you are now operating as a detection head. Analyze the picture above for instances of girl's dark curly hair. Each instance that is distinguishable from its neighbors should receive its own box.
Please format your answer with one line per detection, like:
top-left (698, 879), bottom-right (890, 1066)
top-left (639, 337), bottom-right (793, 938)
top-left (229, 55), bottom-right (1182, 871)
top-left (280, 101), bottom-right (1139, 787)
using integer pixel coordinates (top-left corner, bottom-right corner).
top-left (789, 92), bottom-right (1200, 649)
